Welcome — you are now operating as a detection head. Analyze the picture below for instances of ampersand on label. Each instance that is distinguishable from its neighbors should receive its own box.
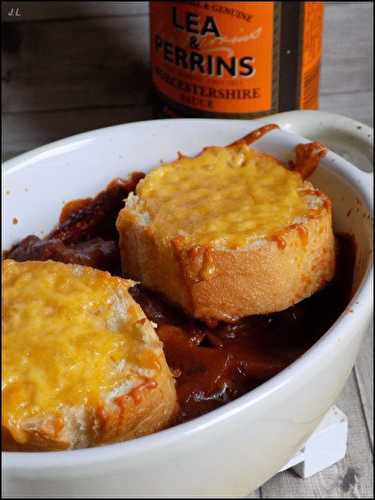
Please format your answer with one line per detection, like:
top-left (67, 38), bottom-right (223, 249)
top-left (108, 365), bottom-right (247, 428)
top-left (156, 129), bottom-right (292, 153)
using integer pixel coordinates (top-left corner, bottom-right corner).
top-left (190, 36), bottom-right (200, 49)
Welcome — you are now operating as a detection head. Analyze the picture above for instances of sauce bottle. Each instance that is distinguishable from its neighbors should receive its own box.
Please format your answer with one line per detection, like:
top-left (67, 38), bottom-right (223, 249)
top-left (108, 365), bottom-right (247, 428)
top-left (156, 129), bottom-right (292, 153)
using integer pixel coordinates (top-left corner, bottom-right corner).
top-left (150, 1), bottom-right (324, 118)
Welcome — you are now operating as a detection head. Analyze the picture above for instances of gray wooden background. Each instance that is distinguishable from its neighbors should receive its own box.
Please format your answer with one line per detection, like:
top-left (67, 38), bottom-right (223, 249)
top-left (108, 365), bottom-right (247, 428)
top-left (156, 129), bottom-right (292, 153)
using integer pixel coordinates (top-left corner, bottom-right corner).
top-left (2, 2), bottom-right (373, 498)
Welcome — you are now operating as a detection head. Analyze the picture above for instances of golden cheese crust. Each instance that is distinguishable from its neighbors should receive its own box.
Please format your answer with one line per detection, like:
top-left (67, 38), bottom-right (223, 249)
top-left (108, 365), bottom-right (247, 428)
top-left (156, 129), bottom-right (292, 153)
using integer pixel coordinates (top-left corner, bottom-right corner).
top-left (116, 144), bottom-right (336, 323)
top-left (2, 259), bottom-right (178, 451)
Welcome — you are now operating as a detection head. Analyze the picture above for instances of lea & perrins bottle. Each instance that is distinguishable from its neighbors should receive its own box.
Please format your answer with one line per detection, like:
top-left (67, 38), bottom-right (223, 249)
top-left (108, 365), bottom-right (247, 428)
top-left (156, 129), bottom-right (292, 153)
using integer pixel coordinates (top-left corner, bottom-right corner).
top-left (150, 2), bottom-right (324, 118)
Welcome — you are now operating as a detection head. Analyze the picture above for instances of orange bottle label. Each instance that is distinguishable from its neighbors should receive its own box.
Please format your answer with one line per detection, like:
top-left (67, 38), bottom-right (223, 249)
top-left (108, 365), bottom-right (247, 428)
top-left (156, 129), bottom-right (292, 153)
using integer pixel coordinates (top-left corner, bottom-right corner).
top-left (300, 2), bottom-right (324, 109)
top-left (150, 2), bottom-right (323, 117)
top-left (150, 2), bottom-right (275, 115)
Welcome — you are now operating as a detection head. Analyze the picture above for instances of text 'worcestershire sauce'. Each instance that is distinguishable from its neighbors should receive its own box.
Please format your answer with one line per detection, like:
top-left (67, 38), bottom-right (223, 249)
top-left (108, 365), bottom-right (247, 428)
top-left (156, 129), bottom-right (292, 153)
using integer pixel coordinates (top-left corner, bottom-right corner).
top-left (150, 2), bottom-right (324, 118)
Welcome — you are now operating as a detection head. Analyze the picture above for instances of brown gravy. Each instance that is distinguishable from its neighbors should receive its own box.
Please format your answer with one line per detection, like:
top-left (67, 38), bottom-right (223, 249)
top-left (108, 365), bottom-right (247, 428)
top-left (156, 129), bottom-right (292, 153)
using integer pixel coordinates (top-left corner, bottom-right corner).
top-left (5, 175), bottom-right (355, 424)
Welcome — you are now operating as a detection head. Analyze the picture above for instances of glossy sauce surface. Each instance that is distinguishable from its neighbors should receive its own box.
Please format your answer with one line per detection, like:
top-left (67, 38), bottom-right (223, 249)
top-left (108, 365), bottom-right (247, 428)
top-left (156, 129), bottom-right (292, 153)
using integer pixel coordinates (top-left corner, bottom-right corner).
top-left (5, 173), bottom-right (355, 424)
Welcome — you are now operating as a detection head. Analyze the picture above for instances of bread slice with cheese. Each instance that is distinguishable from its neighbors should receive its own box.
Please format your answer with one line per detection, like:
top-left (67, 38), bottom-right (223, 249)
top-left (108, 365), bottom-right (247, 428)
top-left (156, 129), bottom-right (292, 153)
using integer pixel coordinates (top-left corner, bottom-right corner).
top-left (116, 142), bottom-right (335, 324)
top-left (2, 259), bottom-right (178, 451)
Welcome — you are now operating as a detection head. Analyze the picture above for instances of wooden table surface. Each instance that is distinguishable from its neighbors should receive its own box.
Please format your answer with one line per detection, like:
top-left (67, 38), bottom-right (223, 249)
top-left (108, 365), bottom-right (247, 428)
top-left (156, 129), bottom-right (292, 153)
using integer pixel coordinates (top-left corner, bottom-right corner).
top-left (2, 2), bottom-right (373, 498)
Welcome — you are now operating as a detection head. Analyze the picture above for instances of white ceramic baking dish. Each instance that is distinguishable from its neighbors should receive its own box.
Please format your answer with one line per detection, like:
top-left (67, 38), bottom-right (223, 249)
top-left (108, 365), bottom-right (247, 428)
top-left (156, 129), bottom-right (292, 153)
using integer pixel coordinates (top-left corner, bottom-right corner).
top-left (2, 111), bottom-right (373, 498)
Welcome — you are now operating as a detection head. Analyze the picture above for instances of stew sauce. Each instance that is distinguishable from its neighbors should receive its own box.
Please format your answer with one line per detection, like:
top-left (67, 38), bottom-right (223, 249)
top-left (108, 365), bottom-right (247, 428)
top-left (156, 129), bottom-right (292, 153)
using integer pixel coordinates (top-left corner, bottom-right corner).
top-left (5, 174), bottom-right (355, 424)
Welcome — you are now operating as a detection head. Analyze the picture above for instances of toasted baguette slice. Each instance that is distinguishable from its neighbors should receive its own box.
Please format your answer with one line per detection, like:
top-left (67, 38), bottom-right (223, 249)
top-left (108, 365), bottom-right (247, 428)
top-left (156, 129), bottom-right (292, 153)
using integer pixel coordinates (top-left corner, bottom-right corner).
top-left (2, 259), bottom-right (177, 451)
top-left (116, 143), bottom-right (335, 323)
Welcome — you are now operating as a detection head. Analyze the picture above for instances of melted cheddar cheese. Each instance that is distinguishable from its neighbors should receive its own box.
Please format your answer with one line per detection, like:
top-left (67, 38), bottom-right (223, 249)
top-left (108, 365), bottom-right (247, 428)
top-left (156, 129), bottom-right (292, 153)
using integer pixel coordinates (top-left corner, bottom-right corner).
top-left (2, 259), bottom-right (160, 443)
top-left (135, 144), bottom-right (319, 249)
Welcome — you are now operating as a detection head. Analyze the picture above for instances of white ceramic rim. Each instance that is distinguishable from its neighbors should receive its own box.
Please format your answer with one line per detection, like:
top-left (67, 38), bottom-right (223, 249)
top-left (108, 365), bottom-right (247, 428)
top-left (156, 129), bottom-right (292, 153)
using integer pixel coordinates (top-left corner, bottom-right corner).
top-left (2, 112), bottom-right (373, 472)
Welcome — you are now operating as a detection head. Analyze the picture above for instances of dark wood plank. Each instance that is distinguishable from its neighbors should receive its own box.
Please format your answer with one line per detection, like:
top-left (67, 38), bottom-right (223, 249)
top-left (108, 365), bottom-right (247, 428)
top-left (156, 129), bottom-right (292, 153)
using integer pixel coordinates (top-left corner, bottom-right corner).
top-left (1, 1), bottom-right (148, 22)
top-left (1, 104), bottom-right (152, 162)
top-left (2, 15), bottom-right (152, 113)
top-left (2, 87), bottom-right (373, 162)
top-left (1, 2), bottom-right (362, 23)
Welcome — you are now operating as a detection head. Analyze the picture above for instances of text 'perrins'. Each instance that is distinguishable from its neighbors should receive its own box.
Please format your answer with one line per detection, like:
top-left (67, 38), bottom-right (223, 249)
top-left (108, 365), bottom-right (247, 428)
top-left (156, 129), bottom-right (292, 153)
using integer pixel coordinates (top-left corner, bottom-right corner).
top-left (154, 7), bottom-right (256, 78)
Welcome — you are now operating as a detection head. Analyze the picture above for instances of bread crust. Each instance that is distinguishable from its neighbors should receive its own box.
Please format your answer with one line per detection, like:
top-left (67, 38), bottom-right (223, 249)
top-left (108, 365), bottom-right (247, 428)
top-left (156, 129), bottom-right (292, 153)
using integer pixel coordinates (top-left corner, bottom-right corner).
top-left (117, 198), bottom-right (335, 323)
top-left (2, 362), bottom-right (178, 451)
top-left (2, 260), bottom-right (178, 451)
top-left (116, 147), bottom-right (336, 323)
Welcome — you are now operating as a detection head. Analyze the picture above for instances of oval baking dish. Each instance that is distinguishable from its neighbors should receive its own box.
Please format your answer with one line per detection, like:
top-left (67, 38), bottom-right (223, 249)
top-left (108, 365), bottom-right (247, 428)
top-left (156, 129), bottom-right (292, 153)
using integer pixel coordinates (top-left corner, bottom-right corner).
top-left (2, 111), bottom-right (373, 498)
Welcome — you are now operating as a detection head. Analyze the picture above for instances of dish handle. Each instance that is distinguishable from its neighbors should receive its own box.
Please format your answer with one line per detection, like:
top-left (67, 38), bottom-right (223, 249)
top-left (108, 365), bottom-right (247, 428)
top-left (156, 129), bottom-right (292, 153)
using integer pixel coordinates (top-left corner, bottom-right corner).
top-left (266, 110), bottom-right (373, 178)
